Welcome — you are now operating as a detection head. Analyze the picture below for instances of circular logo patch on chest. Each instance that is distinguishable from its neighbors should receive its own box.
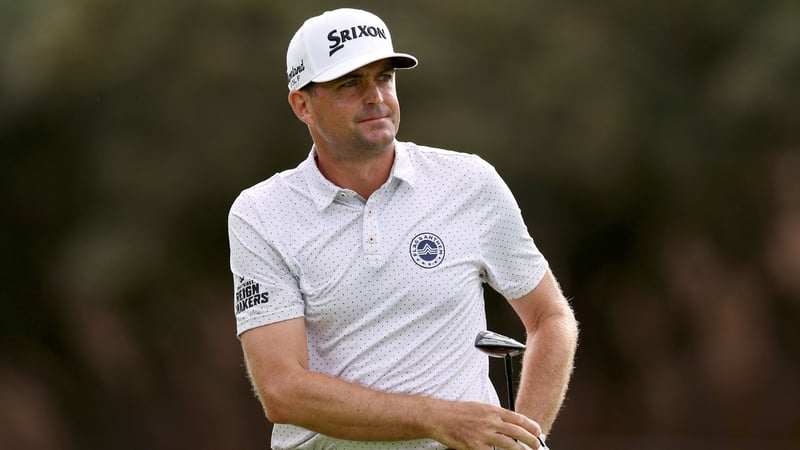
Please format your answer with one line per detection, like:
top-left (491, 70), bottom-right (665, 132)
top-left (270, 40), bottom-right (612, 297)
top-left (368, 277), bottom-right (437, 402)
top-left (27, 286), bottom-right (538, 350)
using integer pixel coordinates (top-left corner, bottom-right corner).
top-left (409, 233), bottom-right (445, 268)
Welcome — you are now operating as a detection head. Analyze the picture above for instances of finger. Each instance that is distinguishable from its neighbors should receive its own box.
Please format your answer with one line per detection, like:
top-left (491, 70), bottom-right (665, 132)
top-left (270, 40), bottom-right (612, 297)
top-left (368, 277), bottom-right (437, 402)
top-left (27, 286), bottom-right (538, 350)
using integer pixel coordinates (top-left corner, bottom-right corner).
top-left (495, 413), bottom-right (543, 449)
top-left (495, 424), bottom-right (537, 447)
top-left (518, 436), bottom-right (543, 450)
top-left (513, 413), bottom-right (542, 437)
top-left (488, 432), bottom-right (526, 450)
top-left (490, 434), bottom-right (539, 450)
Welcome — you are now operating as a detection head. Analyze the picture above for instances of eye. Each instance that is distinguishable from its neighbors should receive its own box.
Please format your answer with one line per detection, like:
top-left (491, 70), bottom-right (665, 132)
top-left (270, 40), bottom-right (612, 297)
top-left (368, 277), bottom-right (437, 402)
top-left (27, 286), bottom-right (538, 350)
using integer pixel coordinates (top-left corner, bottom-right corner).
top-left (339, 78), bottom-right (357, 88)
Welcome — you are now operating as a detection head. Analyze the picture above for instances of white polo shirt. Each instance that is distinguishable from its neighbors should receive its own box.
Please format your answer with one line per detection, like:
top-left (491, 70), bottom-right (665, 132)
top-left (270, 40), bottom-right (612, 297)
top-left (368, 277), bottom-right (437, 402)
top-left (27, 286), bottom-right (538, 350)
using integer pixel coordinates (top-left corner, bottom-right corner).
top-left (228, 141), bottom-right (548, 449)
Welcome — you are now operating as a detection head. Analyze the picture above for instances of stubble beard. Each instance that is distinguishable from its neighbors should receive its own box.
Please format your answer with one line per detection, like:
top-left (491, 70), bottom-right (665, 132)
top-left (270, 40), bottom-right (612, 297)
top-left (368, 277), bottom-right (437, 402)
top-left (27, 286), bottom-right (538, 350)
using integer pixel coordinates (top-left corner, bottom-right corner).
top-left (330, 117), bottom-right (399, 162)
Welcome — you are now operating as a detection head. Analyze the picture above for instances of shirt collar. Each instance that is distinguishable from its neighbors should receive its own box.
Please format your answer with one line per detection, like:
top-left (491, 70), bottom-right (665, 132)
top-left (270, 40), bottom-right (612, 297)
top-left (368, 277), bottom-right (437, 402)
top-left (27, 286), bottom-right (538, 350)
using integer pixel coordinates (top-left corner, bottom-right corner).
top-left (302, 141), bottom-right (417, 211)
top-left (391, 141), bottom-right (416, 188)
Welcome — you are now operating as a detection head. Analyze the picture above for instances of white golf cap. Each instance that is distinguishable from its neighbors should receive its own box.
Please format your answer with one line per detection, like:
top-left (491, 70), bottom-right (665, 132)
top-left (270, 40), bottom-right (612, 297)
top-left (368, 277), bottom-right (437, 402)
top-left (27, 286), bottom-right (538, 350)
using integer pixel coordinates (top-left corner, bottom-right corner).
top-left (286, 8), bottom-right (418, 91)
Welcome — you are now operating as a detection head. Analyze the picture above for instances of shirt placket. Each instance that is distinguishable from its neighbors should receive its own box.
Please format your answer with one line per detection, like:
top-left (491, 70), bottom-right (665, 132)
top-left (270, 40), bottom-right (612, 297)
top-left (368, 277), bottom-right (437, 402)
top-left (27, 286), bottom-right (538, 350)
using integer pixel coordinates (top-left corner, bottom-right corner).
top-left (363, 192), bottom-right (381, 257)
top-left (363, 181), bottom-right (396, 268)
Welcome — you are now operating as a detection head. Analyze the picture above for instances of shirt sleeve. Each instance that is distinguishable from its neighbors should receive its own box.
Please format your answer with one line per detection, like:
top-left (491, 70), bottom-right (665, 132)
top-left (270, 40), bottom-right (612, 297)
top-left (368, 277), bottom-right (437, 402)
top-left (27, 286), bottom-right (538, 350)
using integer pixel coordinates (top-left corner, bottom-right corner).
top-left (228, 191), bottom-right (305, 336)
top-left (478, 165), bottom-right (549, 301)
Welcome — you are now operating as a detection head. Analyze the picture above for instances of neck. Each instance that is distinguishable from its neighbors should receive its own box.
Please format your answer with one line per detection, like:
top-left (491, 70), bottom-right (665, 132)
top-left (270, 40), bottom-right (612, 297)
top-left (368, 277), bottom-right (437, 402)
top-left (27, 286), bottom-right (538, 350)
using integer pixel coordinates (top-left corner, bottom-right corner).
top-left (314, 142), bottom-right (396, 199)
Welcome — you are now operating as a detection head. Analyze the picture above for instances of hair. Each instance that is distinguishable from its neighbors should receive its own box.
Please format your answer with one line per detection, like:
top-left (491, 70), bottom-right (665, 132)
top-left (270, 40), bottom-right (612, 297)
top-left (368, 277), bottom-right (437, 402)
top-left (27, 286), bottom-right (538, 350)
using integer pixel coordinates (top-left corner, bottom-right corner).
top-left (301, 83), bottom-right (318, 96)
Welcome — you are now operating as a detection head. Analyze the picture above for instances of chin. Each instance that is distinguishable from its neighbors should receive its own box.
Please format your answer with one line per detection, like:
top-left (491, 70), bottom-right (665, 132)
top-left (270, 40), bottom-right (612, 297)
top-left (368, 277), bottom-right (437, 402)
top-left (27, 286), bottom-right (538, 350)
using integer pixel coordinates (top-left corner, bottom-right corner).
top-left (359, 131), bottom-right (396, 149)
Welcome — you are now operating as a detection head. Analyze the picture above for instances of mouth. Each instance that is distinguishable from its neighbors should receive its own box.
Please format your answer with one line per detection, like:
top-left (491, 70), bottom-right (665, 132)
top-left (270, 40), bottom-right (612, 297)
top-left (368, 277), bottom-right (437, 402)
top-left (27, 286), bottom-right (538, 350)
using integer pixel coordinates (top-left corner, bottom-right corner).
top-left (358, 114), bottom-right (390, 124)
top-left (357, 106), bottom-right (393, 124)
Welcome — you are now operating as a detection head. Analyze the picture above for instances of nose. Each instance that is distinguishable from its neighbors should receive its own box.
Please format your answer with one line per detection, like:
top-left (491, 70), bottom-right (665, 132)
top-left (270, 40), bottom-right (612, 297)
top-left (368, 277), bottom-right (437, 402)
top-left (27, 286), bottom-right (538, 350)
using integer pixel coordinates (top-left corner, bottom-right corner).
top-left (364, 80), bottom-right (384, 104)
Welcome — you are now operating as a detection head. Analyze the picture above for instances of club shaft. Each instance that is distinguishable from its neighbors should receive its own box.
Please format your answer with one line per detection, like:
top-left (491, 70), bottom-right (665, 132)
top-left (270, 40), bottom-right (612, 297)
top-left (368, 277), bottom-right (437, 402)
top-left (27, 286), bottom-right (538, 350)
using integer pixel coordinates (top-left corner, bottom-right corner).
top-left (504, 354), bottom-right (515, 411)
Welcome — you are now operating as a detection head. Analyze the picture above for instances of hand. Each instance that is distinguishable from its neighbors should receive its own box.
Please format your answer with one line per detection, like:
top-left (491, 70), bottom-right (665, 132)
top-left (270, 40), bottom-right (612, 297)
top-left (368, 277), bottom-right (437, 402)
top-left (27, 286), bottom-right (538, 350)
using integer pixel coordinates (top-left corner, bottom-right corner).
top-left (429, 400), bottom-right (544, 450)
top-left (517, 435), bottom-right (548, 450)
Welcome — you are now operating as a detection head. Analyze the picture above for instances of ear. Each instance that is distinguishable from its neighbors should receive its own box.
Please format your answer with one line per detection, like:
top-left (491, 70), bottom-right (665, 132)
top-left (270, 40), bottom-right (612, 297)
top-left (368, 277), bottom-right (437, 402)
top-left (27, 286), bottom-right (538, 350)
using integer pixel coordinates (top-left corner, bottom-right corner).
top-left (288, 90), bottom-right (316, 126)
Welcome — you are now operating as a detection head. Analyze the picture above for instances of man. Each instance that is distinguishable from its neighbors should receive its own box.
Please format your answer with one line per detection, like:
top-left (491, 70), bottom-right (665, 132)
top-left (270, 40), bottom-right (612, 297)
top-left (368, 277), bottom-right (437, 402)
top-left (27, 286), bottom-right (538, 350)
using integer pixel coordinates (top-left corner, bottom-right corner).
top-left (228, 8), bottom-right (578, 450)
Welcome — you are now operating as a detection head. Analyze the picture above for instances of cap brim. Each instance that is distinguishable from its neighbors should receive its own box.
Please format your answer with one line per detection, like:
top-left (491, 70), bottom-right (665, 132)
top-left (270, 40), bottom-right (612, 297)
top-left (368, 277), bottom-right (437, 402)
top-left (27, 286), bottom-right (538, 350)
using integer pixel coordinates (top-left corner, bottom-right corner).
top-left (310, 52), bottom-right (418, 84)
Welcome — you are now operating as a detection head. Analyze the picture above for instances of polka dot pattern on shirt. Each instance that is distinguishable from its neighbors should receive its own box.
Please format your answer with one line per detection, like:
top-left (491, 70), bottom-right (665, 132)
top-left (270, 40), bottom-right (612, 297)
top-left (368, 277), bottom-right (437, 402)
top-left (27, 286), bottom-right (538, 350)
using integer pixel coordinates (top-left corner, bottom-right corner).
top-left (227, 142), bottom-right (548, 449)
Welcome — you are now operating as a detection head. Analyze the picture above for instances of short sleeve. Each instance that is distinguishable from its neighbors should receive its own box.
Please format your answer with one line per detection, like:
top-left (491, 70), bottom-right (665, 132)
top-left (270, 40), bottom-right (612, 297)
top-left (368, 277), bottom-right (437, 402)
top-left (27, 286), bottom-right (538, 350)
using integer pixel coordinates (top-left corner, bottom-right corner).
top-left (228, 192), bottom-right (305, 336)
top-left (478, 167), bottom-right (548, 300)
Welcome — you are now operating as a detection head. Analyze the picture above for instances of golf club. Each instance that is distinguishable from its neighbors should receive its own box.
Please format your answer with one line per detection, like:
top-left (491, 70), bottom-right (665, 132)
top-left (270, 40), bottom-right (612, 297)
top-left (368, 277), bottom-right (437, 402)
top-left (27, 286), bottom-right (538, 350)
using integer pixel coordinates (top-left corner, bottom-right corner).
top-left (475, 330), bottom-right (549, 449)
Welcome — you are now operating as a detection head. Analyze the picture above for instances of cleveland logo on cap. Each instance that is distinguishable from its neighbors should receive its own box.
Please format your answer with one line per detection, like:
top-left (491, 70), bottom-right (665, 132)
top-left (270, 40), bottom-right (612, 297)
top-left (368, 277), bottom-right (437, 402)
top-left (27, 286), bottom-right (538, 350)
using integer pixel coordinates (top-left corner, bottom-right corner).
top-left (328, 25), bottom-right (388, 56)
top-left (287, 59), bottom-right (305, 83)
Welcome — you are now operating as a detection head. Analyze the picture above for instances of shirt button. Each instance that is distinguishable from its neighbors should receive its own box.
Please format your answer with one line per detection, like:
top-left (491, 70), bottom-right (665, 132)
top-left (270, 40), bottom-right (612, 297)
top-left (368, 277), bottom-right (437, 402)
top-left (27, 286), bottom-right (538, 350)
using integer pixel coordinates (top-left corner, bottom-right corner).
top-left (368, 236), bottom-right (376, 244)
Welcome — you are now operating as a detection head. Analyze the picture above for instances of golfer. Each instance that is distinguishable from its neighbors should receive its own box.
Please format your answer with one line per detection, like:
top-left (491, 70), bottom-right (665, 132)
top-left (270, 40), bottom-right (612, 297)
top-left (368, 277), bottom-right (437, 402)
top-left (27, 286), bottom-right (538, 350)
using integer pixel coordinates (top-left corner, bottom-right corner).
top-left (228, 8), bottom-right (578, 450)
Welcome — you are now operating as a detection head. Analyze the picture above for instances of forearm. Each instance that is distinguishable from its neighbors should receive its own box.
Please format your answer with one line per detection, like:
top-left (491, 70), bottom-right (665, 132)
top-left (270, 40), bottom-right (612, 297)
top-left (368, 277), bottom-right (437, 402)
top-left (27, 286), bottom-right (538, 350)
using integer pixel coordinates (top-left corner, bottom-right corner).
top-left (241, 318), bottom-right (545, 448)
top-left (251, 365), bottom-right (441, 442)
top-left (515, 308), bottom-right (579, 433)
top-left (252, 365), bottom-right (545, 448)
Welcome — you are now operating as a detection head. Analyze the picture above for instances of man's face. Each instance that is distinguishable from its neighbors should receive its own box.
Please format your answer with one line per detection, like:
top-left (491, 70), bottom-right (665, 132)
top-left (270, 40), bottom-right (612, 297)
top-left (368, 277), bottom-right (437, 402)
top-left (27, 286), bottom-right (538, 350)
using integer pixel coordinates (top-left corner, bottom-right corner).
top-left (303, 59), bottom-right (400, 156)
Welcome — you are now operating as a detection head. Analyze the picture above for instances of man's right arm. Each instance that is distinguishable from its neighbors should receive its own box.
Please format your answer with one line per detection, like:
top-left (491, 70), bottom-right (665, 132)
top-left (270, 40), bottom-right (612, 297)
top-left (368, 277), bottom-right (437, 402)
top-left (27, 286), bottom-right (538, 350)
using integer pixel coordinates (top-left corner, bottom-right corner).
top-left (240, 317), bottom-right (545, 449)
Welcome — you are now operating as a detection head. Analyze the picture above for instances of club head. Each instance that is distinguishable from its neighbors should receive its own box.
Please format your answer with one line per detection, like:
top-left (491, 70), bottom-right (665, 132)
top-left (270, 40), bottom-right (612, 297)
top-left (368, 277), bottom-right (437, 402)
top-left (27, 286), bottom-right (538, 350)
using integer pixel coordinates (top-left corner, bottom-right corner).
top-left (474, 330), bottom-right (526, 358)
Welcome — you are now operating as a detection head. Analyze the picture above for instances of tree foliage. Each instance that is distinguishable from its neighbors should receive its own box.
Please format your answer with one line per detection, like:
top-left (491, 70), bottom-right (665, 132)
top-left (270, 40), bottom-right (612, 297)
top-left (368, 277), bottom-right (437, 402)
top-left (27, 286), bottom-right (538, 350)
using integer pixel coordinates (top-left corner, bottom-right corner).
top-left (2, 0), bottom-right (799, 448)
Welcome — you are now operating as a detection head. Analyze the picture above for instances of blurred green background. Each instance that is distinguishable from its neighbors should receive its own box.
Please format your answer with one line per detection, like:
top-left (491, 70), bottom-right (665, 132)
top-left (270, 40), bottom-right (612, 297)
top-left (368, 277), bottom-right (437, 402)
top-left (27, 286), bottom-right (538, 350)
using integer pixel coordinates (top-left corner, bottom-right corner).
top-left (2, 0), bottom-right (799, 449)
